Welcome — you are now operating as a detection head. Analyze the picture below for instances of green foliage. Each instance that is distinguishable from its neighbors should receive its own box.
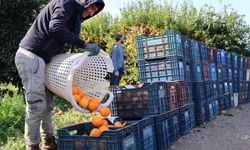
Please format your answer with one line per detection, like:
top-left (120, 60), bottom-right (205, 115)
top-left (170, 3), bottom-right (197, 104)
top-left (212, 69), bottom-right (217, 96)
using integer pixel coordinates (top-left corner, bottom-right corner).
top-left (0, 0), bottom-right (49, 87)
top-left (0, 93), bottom-right (25, 146)
top-left (80, 0), bottom-right (250, 84)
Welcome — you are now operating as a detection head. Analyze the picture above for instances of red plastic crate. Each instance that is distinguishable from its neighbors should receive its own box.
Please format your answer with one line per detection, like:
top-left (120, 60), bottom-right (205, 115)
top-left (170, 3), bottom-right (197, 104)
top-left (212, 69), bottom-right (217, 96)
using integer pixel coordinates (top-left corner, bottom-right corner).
top-left (208, 48), bottom-right (215, 63)
top-left (202, 61), bottom-right (210, 81)
top-left (176, 81), bottom-right (188, 107)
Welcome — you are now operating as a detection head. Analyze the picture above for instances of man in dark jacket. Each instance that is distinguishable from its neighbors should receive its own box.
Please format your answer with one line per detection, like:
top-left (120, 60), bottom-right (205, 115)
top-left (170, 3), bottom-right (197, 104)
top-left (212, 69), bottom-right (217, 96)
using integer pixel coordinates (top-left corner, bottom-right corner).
top-left (15, 0), bottom-right (105, 149)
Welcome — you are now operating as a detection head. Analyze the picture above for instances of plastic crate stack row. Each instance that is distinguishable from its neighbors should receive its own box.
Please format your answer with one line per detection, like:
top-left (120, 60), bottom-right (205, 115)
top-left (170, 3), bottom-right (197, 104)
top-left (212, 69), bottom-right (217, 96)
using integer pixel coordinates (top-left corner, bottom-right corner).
top-left (186, 39), bottom-right (219, 126)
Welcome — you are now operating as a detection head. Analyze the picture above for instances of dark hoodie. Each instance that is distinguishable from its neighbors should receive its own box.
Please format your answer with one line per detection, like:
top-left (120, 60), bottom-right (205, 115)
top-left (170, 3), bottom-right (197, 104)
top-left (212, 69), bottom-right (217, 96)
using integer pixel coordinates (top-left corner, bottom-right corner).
top-left (19, 0), bottom-right (105, 63)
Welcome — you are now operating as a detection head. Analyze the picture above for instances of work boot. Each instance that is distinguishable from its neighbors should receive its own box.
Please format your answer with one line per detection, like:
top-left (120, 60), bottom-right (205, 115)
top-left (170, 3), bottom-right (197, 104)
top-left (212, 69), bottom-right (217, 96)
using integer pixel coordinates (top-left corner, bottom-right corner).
top-left (41, 136), bottom-right (57, 150)
top-left (25, 144), bottom-right (40, 150)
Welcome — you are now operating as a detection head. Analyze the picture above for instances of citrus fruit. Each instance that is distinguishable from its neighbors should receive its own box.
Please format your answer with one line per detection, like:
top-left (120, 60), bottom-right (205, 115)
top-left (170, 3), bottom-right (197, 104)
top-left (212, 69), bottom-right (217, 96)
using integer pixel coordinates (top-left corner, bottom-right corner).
top-left (91, 116), bottom-right (103, 127)
top-left (78, 95), bottom-right (91, 108)
top-left (90, 128), bottom-right (101, 137)
top-left (99, 126), bottom-right (109, 134)
top-left (88, 96), bottom-right (101, 112)
top-left (100, 107), bottom-right (110, 117)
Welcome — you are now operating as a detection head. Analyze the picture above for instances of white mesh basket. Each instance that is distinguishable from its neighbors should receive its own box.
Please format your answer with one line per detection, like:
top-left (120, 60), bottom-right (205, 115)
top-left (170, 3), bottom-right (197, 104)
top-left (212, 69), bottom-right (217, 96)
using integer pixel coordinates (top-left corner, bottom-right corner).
top-left (45, 50), bottom-right (114, 113)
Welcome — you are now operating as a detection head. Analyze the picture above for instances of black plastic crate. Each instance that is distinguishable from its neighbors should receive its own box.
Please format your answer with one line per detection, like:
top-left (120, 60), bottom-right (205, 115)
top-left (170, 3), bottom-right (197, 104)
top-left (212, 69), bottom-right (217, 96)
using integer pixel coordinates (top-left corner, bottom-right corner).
top-left (219, 94), bottom-right (231, 110)
top-left (204, 80), bottom-right (213, 99)
top-left (187, 82), bottom-right (193, 103)
top-left (192, 82), bottom-right (206, 104)
top-left (57, 121), bottom-right (140, 150)
top-left (138, 56), bottom-right (186, 83)
top-left (179, 104), bottom-right (195, 135)
top-left (239, 92), bottom-right (248, 104)
top-left (199, 42), bottom-right (208, 62)
top-left (155, 109), bottom-right (180, 150)
top-left (233, 80), bottom-right (239, 93)
top-left (194, 102), bottom-right (207, 126)
top-left (115, 82), bottom-right (178, 119)
top-left (211, 81), bottom-right (218, 98)
top-left (218, 81), bottom-right (224, 96)
top-left (181, 35), bottom-right (191, 60)
top-left (239, 81), bottom-right (248, 92)
top-left (232, 69), bottom-right (238, 81)
top-left (136, 29), bottom-right (183, 60)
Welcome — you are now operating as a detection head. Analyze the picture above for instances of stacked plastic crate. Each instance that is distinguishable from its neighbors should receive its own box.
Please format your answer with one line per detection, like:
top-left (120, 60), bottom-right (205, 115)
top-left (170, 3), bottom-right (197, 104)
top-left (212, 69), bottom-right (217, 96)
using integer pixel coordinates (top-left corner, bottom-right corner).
top-left (188, 40), bottom-right (207, 126)
top-left (214, 49), bottom-right (230, 110)
top-left (231, 53), bottom-right (239, 107)
top-left (239, 56), bottom-right (249, 104)
top-left (204, 48), bottom-right (219, 121)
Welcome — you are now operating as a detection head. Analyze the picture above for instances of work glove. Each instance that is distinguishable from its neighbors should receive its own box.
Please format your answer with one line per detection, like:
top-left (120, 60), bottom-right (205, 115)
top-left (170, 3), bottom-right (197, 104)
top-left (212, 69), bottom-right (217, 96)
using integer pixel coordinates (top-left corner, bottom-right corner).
top-left (114, 71), bottom-right (119, 77)
top-left (84, 43), bottom-right (100, 56)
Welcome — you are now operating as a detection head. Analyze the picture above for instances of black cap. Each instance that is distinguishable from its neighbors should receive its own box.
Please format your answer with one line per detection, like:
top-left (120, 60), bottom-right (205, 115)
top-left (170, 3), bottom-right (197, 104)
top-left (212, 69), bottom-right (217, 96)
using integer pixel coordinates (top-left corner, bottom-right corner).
top-left (115, 34), bottom-right (124, 42)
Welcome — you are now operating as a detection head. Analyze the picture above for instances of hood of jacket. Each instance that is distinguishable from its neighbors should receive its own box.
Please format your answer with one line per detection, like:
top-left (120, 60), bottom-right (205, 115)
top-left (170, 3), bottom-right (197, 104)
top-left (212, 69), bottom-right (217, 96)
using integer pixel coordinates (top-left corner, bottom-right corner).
top-left (74, 0), bottom-right (105, 20)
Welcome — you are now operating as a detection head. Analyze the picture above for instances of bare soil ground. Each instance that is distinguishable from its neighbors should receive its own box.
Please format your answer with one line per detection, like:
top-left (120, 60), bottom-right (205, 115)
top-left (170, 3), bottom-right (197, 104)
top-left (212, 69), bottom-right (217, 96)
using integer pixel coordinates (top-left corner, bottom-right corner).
top-left (169, 103), bottom-right (250, 150)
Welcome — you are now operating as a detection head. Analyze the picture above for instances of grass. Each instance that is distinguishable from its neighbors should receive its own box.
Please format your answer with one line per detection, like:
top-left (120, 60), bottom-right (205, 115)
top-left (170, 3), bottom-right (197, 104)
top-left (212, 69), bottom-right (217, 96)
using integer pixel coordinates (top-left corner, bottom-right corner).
top-left (0, 89), bottom-right (95, 150)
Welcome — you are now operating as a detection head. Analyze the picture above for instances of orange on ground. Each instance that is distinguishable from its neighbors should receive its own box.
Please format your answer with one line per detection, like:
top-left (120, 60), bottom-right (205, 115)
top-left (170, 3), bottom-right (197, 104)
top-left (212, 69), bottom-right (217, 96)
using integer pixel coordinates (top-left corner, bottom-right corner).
top-left (73, 94), bottom-right (81, 103)
top-left (88, 96), bottom-right (101, 112)
top-left (78, 95), bottom-right (91, 108)
top-left (99, 126), bottom-right (109, 134)
top-left (91, 116), bottom-right (103, 127)
top-left (72, 85), bottom-right (81, 95)
top-left (102, 120), bottom-right (108, 126)
top-left (100, 107), bottom-right (110, 117)
top-left (90, 128), bottom-right (101, 137)
top-left (114, 121), bottom-right (123, 127)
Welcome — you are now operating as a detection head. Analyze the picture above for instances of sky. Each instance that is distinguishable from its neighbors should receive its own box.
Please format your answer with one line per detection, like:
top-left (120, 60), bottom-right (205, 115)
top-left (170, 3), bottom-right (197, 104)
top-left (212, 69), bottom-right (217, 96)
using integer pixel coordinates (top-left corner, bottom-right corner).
top-left (102, 0), bottom-right (250, 25)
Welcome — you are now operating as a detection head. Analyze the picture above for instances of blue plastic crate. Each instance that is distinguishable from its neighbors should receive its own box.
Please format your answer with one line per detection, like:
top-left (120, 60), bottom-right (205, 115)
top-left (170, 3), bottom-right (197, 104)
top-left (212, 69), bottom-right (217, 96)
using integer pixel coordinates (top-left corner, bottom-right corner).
top-left (209, 63), bottom-right (217, 81)
top-left (114, 82), bottom-right (179, 119)
top-left (191, 61), bottom-right (203, 82)
top-left (214, 49), bottom-right (222, 64)
top-left (224, 81), bottom-right (229, 94)
top-left (228, 67), bottom-right (233, 80)
top-left (230, 94), bottom-right (234, 107)
top-left (220, 50), bottom-right (226, 65)
top-left (199, 42), bottom-right (208, 62)
top-left (211, 81), bottom-right (218, 98)
top-left (181, 36), bottom-right (191, 60)
top-left (138, 56), bottom-right (186, 83)
top-left (226, 52), bottom-right (232, 68)
top-left (233, 69), bottom-right (238, 81)
top-left (217, 65), bottom-right (228, 81)
top-left (136, 30), bottom-right (183, 60)
top-left (57, 122), bottom-right (140, 150)
top-left (212, 99), bottom-right (220, 116)
top-left (238, 55), bottom-right (243, 68)
top-left (184, 60), bottom-right (192, 82)
top-left (179, 104), bottom-right (195, 135)
top-left (231, 53), bottom-right (238, 68)
top-left (192, 82), bottom-right (206, 104)
top-left (228, 81), bottom-right (233, 93)
top-left (206, 98), bottom-right (217, 121)
top-left (136, 116), bottom-right (157, 150)
top-left (218, 81), bottom-right (224, 97)
top-left (190, 40), bottom-right (201, 61)
top-left (155, 109), bottom-right (180, 150)
top-left (239, 68), bottom-right (243, 81)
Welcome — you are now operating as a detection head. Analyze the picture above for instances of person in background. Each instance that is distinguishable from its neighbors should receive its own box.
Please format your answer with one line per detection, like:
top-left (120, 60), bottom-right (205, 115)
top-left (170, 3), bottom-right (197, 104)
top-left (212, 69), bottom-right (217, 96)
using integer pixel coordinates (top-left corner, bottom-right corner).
top-left (15, 0), bottom-right (105, 149)
top-left (110, 34), bottom-right (126, 86)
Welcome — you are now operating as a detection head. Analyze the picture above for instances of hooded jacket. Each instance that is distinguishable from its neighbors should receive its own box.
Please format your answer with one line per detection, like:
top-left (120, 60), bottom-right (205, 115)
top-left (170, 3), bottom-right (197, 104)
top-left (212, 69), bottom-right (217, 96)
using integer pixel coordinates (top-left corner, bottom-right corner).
top-left (19, 0), bottom-right (105, 63)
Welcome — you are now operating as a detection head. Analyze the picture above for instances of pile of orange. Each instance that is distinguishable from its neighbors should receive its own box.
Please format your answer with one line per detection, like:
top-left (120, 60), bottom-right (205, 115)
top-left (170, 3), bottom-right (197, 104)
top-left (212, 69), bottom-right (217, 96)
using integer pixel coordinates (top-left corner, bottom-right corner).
top-left (72, 84), bottom-right (125, 137)
top-left (72, 85), bottom-right (101, 112)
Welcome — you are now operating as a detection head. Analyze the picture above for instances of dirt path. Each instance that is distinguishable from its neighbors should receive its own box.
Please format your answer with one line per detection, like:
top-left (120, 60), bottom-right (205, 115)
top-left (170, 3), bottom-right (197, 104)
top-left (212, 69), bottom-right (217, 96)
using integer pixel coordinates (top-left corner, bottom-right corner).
top-left (169, 103), bottom-right (250, 150)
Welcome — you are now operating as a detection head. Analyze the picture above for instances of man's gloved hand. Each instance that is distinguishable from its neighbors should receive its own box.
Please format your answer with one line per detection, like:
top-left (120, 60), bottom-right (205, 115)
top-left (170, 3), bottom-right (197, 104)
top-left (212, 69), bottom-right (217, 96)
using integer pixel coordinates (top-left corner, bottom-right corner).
top-left (114, 71), bottom-right (119, 77)
top-left (84, 43), bottom-right (100, 56)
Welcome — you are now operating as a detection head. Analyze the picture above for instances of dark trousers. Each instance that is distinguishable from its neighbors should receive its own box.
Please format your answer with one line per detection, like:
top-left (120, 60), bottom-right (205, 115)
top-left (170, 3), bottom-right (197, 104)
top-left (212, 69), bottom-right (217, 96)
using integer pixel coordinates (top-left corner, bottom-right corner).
top-left (110, 69), bottom-right (123, 86)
